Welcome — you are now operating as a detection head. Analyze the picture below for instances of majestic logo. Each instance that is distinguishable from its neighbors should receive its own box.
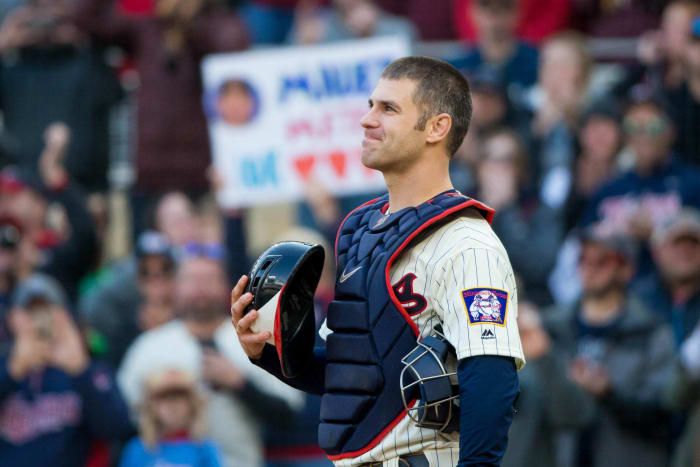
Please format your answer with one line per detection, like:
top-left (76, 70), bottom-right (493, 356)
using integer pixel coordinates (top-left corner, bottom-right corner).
top-left (461, 288), bottom-right (508, 326)
top-left (339, 265), bottom-right (362, 283)
top-left (392, 273), bottom-right (427, 316)
top-left (481, 329), bottom-right (495, 340)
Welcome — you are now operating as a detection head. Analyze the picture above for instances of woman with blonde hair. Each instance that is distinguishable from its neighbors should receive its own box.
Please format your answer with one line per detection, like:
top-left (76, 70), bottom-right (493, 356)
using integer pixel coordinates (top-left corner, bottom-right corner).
top-left (119, 368), bottom-right (223, 467)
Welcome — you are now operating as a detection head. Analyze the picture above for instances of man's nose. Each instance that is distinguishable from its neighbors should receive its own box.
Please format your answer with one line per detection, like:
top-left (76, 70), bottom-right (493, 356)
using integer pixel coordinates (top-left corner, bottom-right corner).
top-left (360, 107), bottom-right (379, 128)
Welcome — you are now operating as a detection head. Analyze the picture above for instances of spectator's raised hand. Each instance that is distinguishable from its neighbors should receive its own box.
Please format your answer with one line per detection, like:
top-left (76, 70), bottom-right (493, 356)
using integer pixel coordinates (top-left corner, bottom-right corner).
top-left (48, 306), bottom-right (88, 376)
top-left (39, 122), bottom-right (71, 189)
top-left (517, 303), bottom-right (551, 360)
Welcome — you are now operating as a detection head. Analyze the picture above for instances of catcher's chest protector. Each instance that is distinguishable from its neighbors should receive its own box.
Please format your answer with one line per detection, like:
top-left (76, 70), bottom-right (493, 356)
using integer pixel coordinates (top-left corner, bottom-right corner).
top-left (321, 190), bottom-right (493, 460)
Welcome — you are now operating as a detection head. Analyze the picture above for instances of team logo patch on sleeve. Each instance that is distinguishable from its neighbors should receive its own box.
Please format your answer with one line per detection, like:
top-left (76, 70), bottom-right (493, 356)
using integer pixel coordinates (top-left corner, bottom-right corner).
top-left (461, 288), bottom-right (508, 326)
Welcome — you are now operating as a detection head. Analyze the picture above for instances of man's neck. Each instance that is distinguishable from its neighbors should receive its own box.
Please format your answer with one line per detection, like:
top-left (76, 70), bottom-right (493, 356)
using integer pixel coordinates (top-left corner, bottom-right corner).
top-left (480, 37), bottom-right (516, 65)
top-left (185, 317), bottom-right (226, 340)
top-left (580, 288), bottom-right (625, 326)
top-left (383, 152), bottom-right (453, 212)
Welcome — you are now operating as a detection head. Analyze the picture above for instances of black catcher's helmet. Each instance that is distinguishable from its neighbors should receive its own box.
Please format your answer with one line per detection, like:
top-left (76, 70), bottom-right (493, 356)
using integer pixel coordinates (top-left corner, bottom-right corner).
top-left (245, 241), bottom-right (325, 378)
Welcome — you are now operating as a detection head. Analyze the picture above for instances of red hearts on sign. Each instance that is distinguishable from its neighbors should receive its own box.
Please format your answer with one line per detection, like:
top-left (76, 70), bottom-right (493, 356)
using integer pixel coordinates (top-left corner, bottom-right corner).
top-left (328, 151), bottom-right (347, 178)
top-left (293, 155), bottom-right (315, 180)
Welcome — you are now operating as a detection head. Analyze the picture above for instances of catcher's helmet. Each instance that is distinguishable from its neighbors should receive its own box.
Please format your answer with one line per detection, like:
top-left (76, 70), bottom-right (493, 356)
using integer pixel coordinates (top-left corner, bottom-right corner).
top-left (245, 241), bottom-right (325, 378)
top-left (400, 328), bottom-right (460, 434)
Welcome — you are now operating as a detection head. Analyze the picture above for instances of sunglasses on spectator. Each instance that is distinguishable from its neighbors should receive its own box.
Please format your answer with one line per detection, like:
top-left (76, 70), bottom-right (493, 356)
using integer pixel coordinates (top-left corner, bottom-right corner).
top-left (183, 242), bottom-right (226, 261)
top-left (578, 251), bottom-right (623, 268)
top-left (0, 224), bottom-right (20, 250)
top-left (623, 117), bottom-right (668, 136)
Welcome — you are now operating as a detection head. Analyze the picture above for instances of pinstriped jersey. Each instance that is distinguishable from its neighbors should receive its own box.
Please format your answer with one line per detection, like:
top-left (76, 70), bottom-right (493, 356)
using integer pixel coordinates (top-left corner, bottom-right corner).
top-left (324, 206), bottom-right (525, 466)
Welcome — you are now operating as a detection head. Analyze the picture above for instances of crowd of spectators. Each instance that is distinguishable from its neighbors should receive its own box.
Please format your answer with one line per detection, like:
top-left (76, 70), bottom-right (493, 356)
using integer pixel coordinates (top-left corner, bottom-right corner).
top-left (0, 0), bottom-right (700, 466)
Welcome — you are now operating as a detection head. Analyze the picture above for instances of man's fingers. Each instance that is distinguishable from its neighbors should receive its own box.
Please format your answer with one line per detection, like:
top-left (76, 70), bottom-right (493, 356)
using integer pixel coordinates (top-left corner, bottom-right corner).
top-left (231, 292), bottom-right (254, 324)
top-left (231, 275), bottom-right (249, 303)
top-left (240, 331), bottom-right (271, 345)
top-left (236, 309), bottom-right (259, 334)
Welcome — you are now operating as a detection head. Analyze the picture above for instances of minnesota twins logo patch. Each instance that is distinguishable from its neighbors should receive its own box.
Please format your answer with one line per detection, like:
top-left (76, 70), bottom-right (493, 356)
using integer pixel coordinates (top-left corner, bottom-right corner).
top-left (461, 288), bottom-right (508, 326)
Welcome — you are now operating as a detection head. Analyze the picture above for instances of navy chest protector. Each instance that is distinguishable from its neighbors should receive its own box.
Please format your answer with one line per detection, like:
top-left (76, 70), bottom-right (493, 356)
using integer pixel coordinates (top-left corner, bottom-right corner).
top-left (320, 190), bottom-right (493, 459)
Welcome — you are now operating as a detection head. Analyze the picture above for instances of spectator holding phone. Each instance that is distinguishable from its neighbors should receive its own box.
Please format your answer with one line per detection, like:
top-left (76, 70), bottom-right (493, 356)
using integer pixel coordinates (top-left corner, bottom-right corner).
top-left (0, 274), bottom-right (132, 467)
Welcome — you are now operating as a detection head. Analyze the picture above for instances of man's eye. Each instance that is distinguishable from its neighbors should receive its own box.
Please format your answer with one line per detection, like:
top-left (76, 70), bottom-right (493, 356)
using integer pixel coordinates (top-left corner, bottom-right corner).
top-left (385, 105), bottom-right (395, 112)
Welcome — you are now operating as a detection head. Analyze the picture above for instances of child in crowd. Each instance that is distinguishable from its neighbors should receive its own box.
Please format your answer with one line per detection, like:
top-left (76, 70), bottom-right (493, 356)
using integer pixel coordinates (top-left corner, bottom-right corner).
top-left (119, 368), bottom-right (222, 467)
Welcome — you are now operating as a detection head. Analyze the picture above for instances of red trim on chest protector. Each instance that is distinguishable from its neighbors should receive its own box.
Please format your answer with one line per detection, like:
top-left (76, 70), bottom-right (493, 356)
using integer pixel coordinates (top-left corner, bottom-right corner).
top-left (326, 399), bottom-right (418, 461)
top-left (387, 199), bottom-right (495, 337)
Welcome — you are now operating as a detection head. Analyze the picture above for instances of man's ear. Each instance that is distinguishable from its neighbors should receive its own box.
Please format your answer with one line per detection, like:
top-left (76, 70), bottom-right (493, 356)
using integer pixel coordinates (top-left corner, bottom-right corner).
top-left (425, 113), bottom-right (452, 145)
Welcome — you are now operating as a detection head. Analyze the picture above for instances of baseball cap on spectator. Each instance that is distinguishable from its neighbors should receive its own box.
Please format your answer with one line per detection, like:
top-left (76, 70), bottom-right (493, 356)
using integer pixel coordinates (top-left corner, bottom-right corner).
top-left (579, 224), bottom-right (637, 263)
top-left (0, 217), bottom-right (22, 250)
top-left (651, 208), bottom-right (700, 246)
top-left (579, 101), bottom-right (621, 127)
top-left (0, 166), bottom-right (45, 197)
top-left (11, 273), bottom-right (69, 309)
top-left (136, 231), bottom-right (175, 261)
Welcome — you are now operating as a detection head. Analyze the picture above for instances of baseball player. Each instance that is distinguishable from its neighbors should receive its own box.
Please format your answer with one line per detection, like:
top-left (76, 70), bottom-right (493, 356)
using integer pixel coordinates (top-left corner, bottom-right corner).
top-left (231, 56), bottom-right (525, 466)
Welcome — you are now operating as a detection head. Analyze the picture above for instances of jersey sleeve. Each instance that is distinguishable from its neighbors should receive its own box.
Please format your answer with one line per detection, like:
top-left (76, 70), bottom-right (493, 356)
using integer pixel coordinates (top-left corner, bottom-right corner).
top-left (433, 248), bottom-right (525, 369)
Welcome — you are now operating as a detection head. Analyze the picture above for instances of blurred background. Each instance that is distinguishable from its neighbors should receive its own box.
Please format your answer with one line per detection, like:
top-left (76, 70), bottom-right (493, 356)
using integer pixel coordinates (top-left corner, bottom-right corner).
top-left (0, 0), bottom-right (700, 466)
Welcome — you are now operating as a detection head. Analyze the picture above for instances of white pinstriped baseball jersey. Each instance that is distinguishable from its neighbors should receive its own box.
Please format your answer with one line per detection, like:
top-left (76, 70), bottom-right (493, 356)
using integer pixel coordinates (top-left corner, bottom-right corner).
top-left (322, 206), bottom-right (525, 467)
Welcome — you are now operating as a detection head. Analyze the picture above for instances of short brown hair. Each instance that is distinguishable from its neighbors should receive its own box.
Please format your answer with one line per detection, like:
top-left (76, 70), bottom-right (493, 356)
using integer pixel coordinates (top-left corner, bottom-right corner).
top-left (381, 56), bottom-right (472, 157)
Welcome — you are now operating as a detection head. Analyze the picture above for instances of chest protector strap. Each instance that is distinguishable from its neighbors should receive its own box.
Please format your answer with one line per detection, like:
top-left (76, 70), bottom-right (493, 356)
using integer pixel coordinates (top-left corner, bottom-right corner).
top-left (320, 190), bottom-right (493, 459)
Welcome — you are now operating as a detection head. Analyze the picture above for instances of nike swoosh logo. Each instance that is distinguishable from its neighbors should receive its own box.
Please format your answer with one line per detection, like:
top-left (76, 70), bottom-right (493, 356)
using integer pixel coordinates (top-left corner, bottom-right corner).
top-left (339, 265), bottom-right (362, 283)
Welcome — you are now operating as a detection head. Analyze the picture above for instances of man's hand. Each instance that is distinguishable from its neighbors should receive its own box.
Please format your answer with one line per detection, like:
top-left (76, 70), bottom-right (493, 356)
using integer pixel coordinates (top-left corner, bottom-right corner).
top-left (201, 348), bottom-right (246, 390)
top-left (48, 307), bottom-right (89, 376)
top-left (7, 310), bottom-right (51, 381)
top-left (230, 275), bottom-right (270, 360)
top-left (569, 358), bottom-right (611, 397)
top-left (39, 122), bottom-right (71, 189)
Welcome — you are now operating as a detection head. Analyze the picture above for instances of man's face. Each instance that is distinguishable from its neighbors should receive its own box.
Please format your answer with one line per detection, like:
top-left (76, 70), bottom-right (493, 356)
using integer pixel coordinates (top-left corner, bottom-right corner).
top-left (173, 257), bottom-right (228, 323)
top-left (624, 105), bottom-right (673, 174)
top-left (578, 243), bottom-right (629, 297)
top-left (655, 233), bottom-right (700, 283)
top-left (360, 78), bottom-right (426, 172)
top-left (471, 0), bottom-right (518, 42)
top-left (217, 86), bottom-right (254, 126)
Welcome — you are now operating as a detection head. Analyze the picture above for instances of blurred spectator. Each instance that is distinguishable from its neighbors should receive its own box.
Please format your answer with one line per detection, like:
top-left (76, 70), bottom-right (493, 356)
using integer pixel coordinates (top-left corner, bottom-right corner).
top-left (523, 32), bottom-right (593, 212)
top-left (572, 0), bottom-right (664, 37)
top-left (564, 103), bottom-right (623, 229)
top-left (581, 98), bottom-right (700, 275)
top-left (475, 128), bottom-right (563, 305)
top-left (79, 191), bottom-right (202, 364)
top-left (451, 0), bottom-right (539, 90)
top-left (288, 0), bottom-right (417, 45)
top-left (454, 0), bottom-right (571, 45)
top-left (84, 230), bottom-right (176, 369)
top-left (0, 127), bottom-right (98, 303)
top-left (0, 0), bottom-right (123, 193)
top-left (119, 368), bottom-right (223, 467)
top-left (72, 0), bottom-right (248, 214)
top-left (239, 0), bottom-right (299, 44)
top-left (0, 274), bottom-right (132, 467)
top-left (633, 209), bottom-right (700, 347)
top-left (502, 302), bottom-right (594, 467)
top-left (617, 1), bottom-right (700, 98)
top-left (545, 226), bottom-right (675, 467)
top-left (375, 0), bottom-right (453, 40)
top-left (666, 16), bottom-right (700, 165)
top-left (118, 252), bottom-right (302, 467)
top-left (664, 320), bottom-right (700, 467)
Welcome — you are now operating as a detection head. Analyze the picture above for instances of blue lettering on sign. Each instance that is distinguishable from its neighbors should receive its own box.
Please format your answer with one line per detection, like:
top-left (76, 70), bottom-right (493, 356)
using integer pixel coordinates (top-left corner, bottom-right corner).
top-left (279, 57), bottom-right (393, 102)
top-left (240, 151), bottom-right (278, 187)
